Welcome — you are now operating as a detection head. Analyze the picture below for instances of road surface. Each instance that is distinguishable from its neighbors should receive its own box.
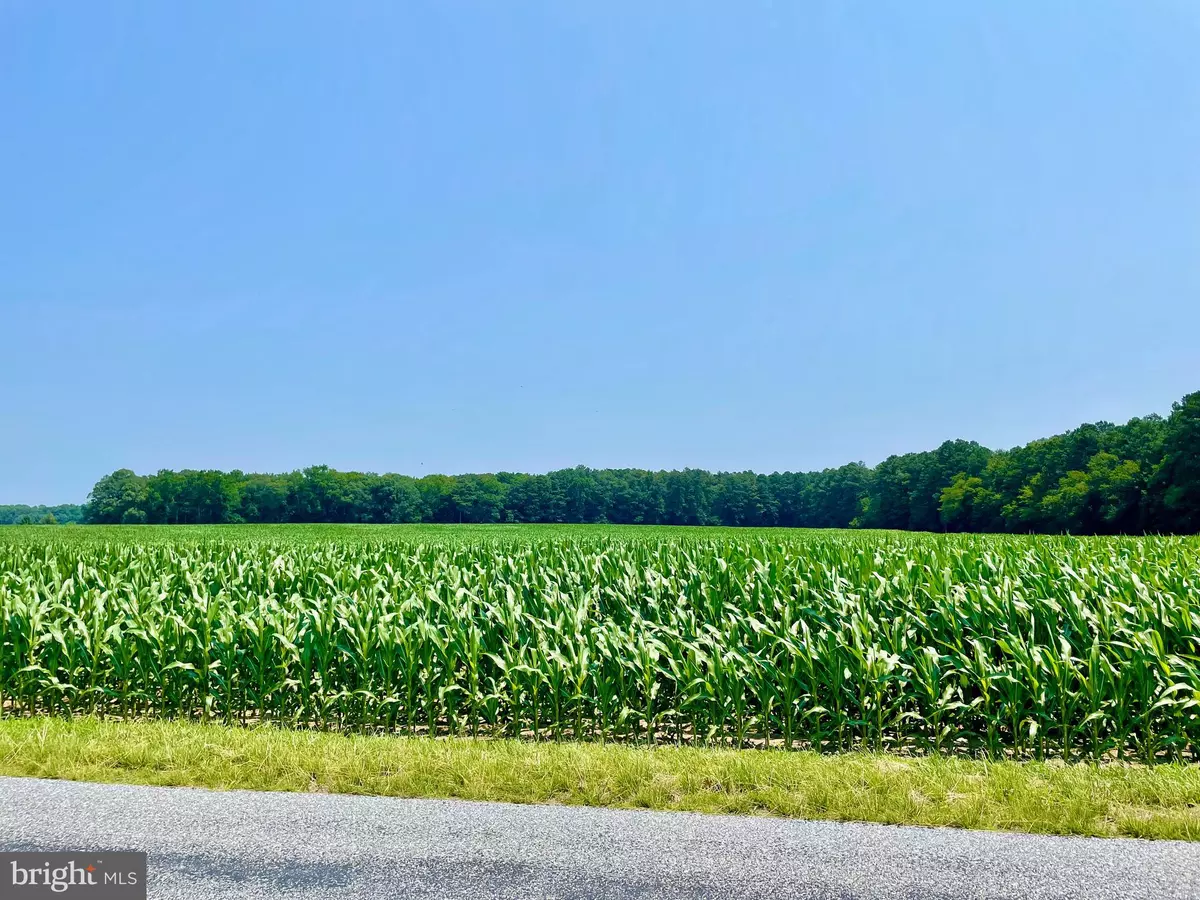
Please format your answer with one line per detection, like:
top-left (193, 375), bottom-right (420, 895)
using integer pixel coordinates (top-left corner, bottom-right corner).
top-left (1, 776), bottom-right (1196, 899)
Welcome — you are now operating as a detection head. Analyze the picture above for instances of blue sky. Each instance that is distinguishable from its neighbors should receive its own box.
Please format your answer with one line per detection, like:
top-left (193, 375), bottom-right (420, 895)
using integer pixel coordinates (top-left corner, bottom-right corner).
top-left (3, 2), bottom-right (1198, 505)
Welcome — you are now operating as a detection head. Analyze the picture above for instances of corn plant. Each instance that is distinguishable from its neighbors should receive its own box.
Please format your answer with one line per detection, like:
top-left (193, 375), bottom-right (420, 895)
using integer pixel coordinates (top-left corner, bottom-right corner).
top-left (2, 526), bottom-right (1199, 761)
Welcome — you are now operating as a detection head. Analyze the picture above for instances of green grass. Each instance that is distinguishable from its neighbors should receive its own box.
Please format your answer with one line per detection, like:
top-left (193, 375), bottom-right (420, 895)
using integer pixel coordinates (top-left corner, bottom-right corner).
top-left (2, 717), bottom-right (1199, 841)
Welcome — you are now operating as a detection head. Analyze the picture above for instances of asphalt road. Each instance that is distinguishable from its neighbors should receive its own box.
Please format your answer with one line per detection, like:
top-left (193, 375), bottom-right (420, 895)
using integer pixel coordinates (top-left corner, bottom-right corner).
top-left (1, 776), bottom-right (1197, 900)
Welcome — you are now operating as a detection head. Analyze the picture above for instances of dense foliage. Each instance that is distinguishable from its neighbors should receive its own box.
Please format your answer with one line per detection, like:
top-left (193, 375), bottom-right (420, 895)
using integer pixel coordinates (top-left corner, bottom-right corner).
top-left (2, 526), bottom-right (1198, 761)
top-left (78, 391), bottom-right (1200, 534)
top-left (0, 505), bottom-right (85, 526)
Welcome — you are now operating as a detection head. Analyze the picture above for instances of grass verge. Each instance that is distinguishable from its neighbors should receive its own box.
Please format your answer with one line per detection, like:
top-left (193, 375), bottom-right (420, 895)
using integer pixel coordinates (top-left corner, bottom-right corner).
top-left (1, 717), bottom-right (1198, 841)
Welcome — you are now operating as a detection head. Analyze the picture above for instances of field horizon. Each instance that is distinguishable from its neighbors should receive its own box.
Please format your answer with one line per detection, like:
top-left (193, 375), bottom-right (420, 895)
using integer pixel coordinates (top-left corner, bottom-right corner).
top-left (7, 386), bottom-right (1197, 537)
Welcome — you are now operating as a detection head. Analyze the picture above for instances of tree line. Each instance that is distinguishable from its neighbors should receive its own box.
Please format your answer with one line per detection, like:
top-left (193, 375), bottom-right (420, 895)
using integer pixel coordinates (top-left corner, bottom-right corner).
top-left (78, 390), bottom-right (1199, 534)
top-left (0, 505), bottom-right (86, 526)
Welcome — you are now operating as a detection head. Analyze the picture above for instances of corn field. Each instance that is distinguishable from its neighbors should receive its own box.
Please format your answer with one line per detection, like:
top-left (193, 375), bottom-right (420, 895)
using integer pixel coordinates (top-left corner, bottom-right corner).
top-left (2, 526), bottom-right (1199, 761)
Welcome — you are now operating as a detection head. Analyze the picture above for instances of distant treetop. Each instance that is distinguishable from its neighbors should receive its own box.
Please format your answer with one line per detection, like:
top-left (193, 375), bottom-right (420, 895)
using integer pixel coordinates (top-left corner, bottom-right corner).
top-left (73, 390), bottom-right (1200, 535)
top-left (0, 505), bottom-right (85, 526)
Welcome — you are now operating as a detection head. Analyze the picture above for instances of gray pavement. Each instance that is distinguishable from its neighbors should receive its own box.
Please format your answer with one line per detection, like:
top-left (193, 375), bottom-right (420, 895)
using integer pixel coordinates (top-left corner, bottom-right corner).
top-left (0, 776), bottom-right (1196, 899)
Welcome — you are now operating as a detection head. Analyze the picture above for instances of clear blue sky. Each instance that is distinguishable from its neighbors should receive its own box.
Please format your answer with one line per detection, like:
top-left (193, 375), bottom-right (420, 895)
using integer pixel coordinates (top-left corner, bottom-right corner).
top-left (3, 2), bottom-right (1198, 505)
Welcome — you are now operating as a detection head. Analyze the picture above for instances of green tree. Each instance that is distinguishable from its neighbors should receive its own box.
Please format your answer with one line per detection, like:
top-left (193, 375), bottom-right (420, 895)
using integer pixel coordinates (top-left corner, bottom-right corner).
top-left (713, 471), bottom-right (774, 526)
top-left (0, 505), bottom-right (84, 525)
top-left (505, 474), bottom-right (566, 523)
top-left (239, 476), bottom-right (290, 523)
top-left (86, 469), bottom-right (150, 524)
top-left (662, 469), bottom-right (715, 525)
top-left (606, 470), bottom-right (665, 524)
top-left (939, 474), bottom-right (1002, 532)
top-left (68, 389), bottom-right (1200, 534)
top-left (369, 475), bottom-right (424, 523)
top-left (416, 474), bottom-right (459, 523)
top-left (1039, 470), bottom-right (1093, 533)
top-left (450, 474), bottom-right (507, 523)
top-left (1086, 452), bottom-right (1143, 532)
top-left (1156, 392), bottom-right (1200, 532)
top-left (549, 467), bottom-right (610, 523)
